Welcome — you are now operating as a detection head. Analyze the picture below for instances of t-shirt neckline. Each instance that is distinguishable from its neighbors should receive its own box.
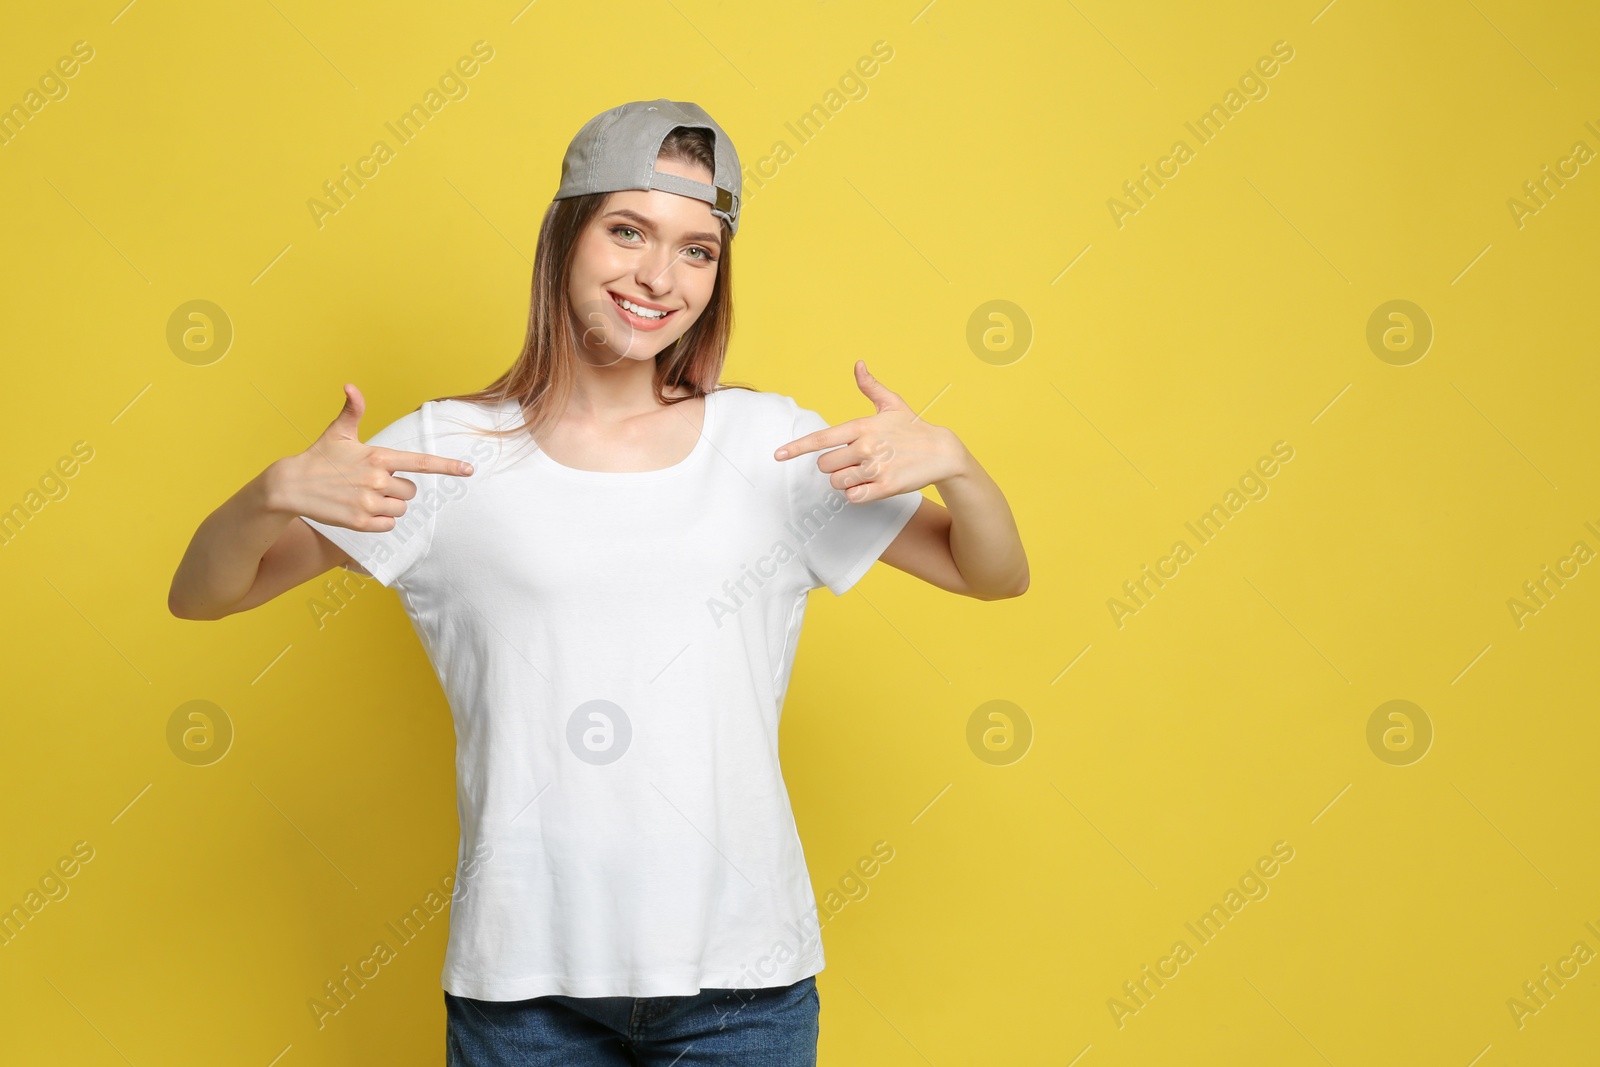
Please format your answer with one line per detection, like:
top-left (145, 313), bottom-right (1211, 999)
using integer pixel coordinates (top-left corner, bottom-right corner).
top-left (521, 388), bottom-right (720, 483)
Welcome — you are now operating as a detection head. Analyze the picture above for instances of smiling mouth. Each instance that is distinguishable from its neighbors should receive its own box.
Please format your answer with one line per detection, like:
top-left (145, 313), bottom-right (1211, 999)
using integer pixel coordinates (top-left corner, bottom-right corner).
top-left (608, 291), bottom-right (678, 323)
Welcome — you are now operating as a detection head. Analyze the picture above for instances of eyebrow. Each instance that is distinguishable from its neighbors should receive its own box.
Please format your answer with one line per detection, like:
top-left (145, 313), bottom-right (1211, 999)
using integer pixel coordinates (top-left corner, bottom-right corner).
top-left (602, 208), bottom-right (722, 247)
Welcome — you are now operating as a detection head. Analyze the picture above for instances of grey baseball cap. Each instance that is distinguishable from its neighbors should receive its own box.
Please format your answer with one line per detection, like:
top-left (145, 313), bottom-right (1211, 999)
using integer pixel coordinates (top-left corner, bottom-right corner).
top-left (553, 99), bottom-right (743, 235)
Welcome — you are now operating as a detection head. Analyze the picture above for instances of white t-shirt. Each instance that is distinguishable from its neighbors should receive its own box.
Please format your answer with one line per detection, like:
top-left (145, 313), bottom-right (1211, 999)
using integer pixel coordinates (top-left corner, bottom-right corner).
top-left (299, 386), bottom-right (922, 1000)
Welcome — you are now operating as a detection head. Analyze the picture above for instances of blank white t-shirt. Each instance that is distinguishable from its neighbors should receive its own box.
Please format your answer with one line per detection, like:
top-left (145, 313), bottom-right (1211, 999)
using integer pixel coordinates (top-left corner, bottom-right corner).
top-left (299, 386), bottom-right (922, 1000)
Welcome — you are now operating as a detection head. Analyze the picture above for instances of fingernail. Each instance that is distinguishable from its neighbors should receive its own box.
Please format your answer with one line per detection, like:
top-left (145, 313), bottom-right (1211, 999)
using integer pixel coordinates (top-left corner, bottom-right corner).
top-left (462, 462), bottom-right (475, 474)
top-left (775, 448), bottom-right (788, 458)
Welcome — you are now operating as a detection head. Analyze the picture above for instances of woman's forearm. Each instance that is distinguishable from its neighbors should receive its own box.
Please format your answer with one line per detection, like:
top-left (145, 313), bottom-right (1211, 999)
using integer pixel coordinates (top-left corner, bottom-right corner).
top-left (933, 436), bottom-right (1029, 600)
top-left (168, 462), bottom-right (293, 619)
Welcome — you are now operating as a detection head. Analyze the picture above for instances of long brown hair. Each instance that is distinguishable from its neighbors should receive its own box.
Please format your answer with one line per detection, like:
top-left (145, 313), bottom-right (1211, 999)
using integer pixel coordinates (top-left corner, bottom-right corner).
top-left (430, 125), bottom-right (755, 445)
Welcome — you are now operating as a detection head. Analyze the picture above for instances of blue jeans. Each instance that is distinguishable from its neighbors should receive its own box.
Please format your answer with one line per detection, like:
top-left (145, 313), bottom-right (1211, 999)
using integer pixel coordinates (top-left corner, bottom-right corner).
top-left (444, 975), bottom-right (820, 1066)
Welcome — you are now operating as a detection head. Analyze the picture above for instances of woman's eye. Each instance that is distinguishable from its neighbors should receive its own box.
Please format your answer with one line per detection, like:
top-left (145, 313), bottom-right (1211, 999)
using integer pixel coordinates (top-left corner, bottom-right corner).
top-left (610, 226), bottom-right (713, 261)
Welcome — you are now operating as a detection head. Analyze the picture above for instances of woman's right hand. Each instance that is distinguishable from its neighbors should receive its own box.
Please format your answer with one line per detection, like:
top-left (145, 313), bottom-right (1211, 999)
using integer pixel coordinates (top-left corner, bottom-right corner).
top-left (265, 383), bottom-right (475, 532)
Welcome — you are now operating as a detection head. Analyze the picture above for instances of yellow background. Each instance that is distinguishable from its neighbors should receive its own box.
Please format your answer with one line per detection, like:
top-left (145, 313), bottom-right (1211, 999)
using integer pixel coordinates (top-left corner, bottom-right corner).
top-left (3, 0), bottom-right (1598, 1063)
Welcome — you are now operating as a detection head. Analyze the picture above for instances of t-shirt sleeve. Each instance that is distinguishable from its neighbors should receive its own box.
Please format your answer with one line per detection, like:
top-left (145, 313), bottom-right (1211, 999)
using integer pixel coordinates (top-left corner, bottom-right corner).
top-left (784, 399), bottom-right (924, 596)
top-left (297, 402), bottom-right (447, 589)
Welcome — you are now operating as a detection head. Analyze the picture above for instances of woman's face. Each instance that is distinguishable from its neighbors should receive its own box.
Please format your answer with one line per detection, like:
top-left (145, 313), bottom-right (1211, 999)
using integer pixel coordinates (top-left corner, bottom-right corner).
top-left (566, 157), bottom-right (724, 367)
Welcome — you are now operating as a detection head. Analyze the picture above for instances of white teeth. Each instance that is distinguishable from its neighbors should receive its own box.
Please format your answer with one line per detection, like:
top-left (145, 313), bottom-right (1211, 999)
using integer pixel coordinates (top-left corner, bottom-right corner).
top-left (616, 295), bottom-right (668, 319)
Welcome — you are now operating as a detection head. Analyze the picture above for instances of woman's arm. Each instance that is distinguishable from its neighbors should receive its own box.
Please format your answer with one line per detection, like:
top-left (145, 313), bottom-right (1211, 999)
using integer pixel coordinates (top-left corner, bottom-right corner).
top-left (167, 462), bottom-right (348, 620)
top-left (880, 454), bottom-right (1028, 601)
top-left (775, 361), bottom-right (1029, 601)
top-left (168, 384), bottom-right (474, 620)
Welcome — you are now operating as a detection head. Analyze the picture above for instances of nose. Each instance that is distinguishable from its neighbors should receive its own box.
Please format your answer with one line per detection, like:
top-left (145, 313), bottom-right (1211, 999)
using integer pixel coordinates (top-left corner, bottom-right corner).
top-left (634, 246), bottom-right (677, 295)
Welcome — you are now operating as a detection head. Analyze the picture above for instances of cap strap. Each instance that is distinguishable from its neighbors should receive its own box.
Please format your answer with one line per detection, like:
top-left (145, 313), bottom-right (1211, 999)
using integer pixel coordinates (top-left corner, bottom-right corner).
top-left (648, 171), bottom-right (737, 217)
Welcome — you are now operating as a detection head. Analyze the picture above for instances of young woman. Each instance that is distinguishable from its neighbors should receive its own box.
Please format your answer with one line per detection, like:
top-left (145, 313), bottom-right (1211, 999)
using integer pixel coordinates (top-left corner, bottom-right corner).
top-left (169, 100), bottom-right (1027, 1066)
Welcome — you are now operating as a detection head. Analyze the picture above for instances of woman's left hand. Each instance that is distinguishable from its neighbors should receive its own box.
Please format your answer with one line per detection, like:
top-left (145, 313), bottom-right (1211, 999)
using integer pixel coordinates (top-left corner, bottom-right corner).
top-left (773, 360), bottom-right (969, 502)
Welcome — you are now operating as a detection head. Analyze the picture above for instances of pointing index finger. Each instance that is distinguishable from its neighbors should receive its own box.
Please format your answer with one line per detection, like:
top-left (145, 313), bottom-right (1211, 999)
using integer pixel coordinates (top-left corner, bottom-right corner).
top-left (374, 446), bottom-right (476, 476)
top-left (774, 421), bottom-right (852, 460)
